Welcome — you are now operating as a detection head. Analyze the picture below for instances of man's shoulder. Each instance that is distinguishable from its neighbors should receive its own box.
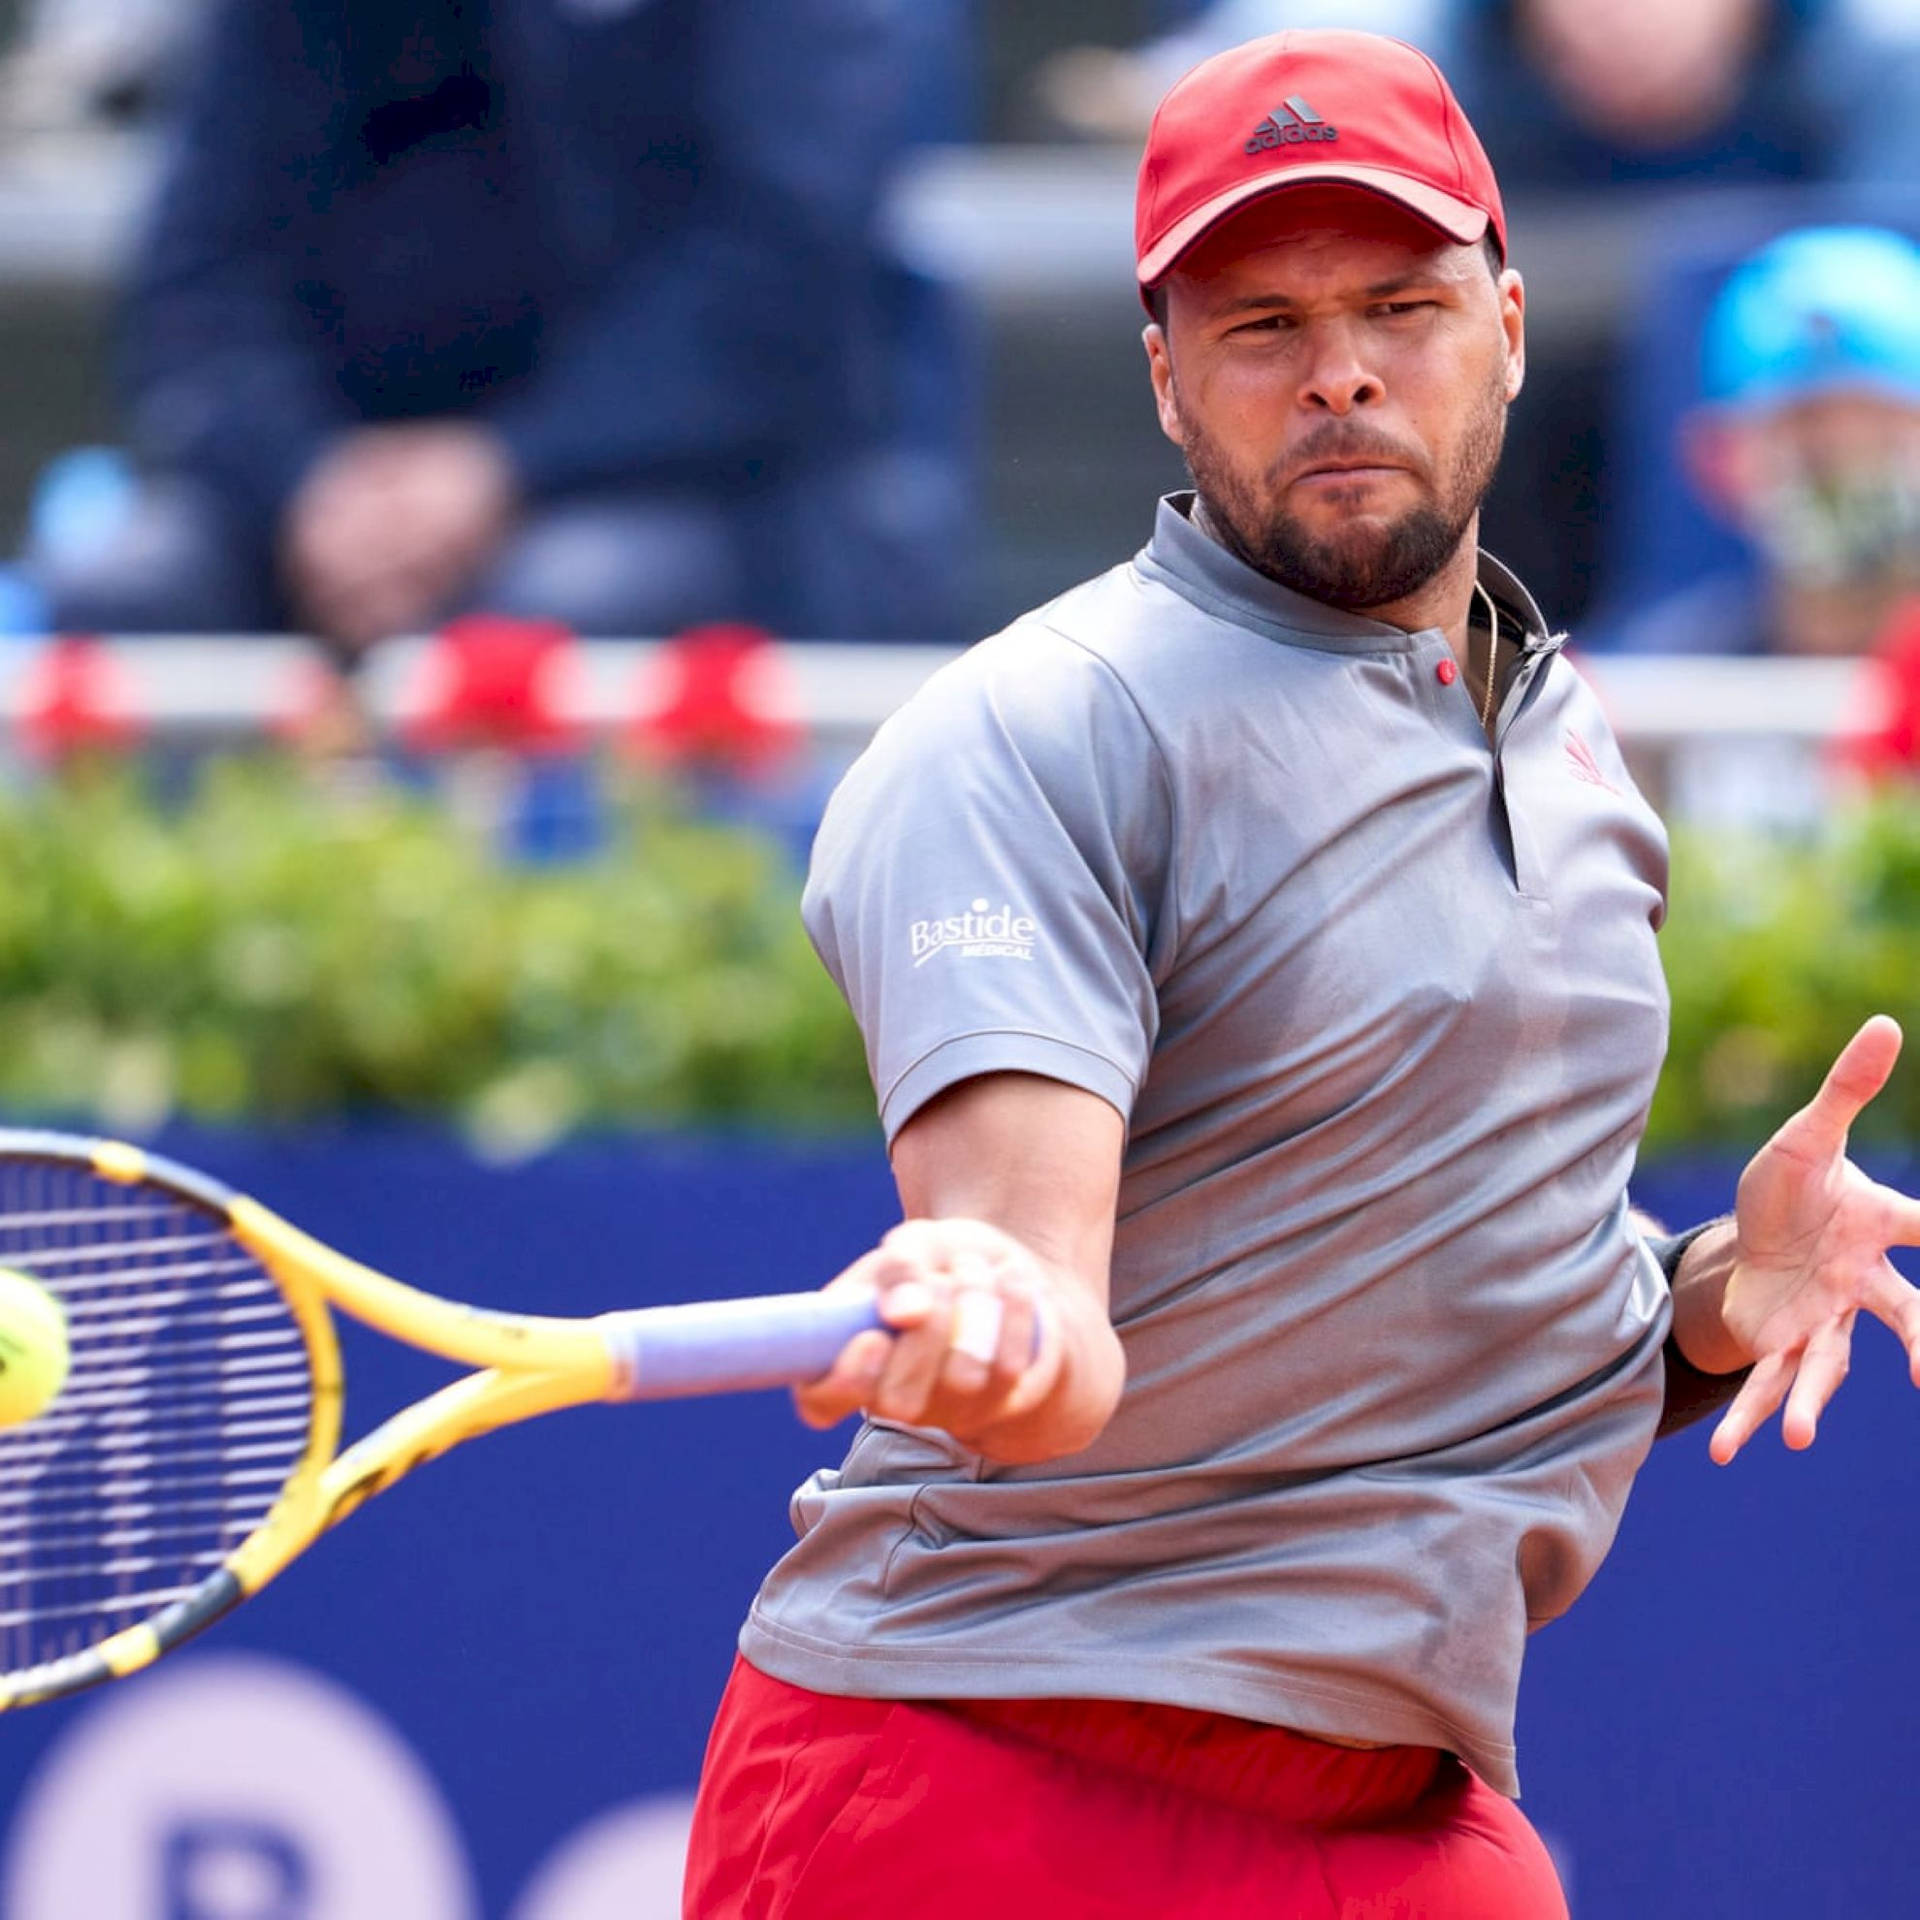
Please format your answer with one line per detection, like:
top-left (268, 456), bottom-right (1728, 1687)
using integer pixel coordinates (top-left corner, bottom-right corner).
top-left (905, 559), bottom-right (1178, 717)
top-left (827, 563), bottom-right (1192, 827)
top-left (963, 549), bottom-right (1258, 708)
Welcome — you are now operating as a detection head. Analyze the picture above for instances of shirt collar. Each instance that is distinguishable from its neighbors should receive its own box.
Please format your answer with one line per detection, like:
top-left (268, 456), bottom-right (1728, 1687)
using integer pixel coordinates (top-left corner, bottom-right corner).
top-left (1136, 491), bottom-right (1553, 655)
top-left (1475, 550), bottom-right (1554, 653)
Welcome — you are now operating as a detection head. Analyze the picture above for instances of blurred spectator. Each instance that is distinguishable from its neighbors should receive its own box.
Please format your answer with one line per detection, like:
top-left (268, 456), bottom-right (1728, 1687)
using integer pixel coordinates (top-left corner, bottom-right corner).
top-left (30, 0), bottom-right (973, 648)
top-left (1035, 1), bottom-right (1440, 140)
top-left (1449, 0), bottom-right (1920, 624)
top-left (0, 0), bottom-right (208, 140)
top-left (1439, 0), bottom-right (1920, 192)
top-left (1603, 226), bottom-right (1920, 657)
top-left (1039, 0), bottom-right (1920, 183)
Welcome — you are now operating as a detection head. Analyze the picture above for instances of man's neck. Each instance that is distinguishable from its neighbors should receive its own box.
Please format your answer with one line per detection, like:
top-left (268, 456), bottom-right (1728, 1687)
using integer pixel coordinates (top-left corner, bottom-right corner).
top-left (1189, 493), bottom-right (1482, 654)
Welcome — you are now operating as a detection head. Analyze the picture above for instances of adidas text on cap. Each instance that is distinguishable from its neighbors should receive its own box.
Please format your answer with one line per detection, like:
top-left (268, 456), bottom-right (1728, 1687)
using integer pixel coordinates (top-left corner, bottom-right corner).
top-left (1135, 30), bottom-right (1506, 292)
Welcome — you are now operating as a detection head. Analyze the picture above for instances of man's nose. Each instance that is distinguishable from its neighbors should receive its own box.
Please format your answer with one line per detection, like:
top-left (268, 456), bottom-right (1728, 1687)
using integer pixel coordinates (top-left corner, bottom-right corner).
top-left (1298, 322), bottom-right (1382, 413)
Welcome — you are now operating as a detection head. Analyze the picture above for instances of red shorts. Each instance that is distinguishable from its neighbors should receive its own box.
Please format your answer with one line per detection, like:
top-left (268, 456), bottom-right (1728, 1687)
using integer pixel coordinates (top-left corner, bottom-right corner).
top-left (684, 1657), bottom-right (1567, 1919)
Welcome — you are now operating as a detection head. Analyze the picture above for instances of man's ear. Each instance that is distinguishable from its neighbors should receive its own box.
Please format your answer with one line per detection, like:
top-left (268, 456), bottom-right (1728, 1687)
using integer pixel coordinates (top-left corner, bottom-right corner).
top-left (1498, 268), bottom-right (1526, 403)
top-left (1145, 322), bottom-right (1185, 449)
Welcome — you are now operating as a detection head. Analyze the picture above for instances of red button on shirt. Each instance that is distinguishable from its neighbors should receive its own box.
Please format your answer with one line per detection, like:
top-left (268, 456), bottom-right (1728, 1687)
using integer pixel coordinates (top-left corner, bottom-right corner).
top-left (1436, 659), bottom-right (1457, 686)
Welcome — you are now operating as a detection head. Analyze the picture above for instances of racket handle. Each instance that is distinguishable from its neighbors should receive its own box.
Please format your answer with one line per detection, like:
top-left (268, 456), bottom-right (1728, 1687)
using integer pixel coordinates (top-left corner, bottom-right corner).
top-left (596, 1292), bottom-right (885, 1401)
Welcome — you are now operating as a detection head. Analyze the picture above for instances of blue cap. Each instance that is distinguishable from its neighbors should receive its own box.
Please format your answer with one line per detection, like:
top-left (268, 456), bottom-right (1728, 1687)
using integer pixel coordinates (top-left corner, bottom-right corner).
top-left (1702, 226), bottom-right (1920, 411)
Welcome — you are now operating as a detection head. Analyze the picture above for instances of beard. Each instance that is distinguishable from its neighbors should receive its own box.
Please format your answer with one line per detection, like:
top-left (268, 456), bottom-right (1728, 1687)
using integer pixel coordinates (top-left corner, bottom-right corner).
top-left (1179, 368), bottom-right (1508, 613)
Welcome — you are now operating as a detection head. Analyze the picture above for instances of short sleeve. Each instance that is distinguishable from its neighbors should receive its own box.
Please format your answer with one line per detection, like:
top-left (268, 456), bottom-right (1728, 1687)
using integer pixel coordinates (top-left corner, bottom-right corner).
top-left (802, 626), bottom-right (1170, 1142)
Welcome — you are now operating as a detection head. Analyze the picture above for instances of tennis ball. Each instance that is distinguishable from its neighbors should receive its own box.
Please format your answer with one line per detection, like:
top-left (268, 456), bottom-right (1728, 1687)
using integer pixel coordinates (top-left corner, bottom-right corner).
top-left (0, 1267), bottom-right (68, 1425)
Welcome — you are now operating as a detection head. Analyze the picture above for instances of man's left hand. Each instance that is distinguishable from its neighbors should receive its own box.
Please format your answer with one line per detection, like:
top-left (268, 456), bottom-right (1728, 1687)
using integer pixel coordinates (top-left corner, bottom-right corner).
top-left (1705, 1014), bottom-right (1920, 1463)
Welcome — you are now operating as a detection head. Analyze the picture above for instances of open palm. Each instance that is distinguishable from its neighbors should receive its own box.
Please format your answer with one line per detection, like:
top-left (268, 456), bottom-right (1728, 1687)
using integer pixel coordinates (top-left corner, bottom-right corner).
top-left (1711, 1015), bottom-right (1920, 1464)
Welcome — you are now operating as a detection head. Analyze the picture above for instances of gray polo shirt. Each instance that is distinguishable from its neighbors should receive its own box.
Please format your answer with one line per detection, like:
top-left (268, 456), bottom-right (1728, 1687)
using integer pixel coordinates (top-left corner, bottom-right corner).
top-left (742, 494), bottom-right (1672, 1795)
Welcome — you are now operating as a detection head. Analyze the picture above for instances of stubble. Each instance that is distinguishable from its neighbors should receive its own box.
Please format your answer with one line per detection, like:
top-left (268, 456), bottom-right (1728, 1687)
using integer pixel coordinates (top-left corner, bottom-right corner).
top-left (1178, 363), bottom-right (1509, 614)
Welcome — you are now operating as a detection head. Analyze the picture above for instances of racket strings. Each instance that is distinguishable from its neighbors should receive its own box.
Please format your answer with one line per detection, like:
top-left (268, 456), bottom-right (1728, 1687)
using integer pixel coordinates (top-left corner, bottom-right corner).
top-left (0, 1159), bottom-right (317, 1679)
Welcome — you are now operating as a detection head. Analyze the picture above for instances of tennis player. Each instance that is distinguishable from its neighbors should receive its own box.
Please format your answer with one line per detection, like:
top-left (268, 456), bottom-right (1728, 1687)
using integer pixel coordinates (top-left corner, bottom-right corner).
top-left (684, 30), bottom-right (1920, 1918)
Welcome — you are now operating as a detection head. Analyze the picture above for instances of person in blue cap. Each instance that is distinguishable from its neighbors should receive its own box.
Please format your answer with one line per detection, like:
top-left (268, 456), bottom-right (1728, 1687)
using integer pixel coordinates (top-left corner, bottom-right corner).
top-left (1609, 225), bottom-right (1920, 658)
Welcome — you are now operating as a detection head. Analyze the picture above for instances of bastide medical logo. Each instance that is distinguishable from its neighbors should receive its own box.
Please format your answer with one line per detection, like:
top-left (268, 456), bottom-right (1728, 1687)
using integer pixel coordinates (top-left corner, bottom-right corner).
top-left (910, 898), bottom-right (1040, 967)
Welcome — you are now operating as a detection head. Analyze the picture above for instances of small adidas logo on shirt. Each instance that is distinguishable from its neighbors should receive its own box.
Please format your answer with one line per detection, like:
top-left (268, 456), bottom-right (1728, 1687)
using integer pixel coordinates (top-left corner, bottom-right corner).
top-left (1244, 97), bottom-right (1340, 152)
top-left (1564, 730), bottom-right (1620, 795)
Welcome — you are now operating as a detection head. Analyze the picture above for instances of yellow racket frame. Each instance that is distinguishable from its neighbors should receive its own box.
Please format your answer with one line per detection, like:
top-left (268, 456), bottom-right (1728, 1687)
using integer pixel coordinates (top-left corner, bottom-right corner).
top-left (0, 1135), bottom-right (622, 1708)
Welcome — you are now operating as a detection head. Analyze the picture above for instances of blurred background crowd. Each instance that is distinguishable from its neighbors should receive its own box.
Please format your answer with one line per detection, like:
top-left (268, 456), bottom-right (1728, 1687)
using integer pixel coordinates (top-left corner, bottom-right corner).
top-left (0, 0), bottom-right (1914, 664)
top-left (0, 0), bottom-right (1915, 872)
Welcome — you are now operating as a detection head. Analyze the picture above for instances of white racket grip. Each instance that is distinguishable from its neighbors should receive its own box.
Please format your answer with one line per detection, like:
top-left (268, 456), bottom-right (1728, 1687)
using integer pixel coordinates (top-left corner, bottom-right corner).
top-left (596, 1292), bottom-right (884, 1401)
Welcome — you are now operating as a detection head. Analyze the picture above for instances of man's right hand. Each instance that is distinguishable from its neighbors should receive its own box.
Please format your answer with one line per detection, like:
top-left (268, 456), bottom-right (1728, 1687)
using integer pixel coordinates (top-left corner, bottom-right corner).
top-left (795, 1217), bottom-right (1061, 1445)
top-left (793, 1075), bottom-right (1129, 1465)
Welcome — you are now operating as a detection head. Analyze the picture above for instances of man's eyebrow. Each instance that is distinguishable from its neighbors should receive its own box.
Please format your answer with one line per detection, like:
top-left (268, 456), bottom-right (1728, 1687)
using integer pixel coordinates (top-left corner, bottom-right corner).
top-left (1361, 272), bottom-right (1448, 298)
top-left (1207, 272), bottom-right (1453, 316)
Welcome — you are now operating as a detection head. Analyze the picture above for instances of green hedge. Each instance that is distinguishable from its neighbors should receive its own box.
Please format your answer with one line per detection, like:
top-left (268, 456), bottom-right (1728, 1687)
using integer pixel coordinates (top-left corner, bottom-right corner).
top-left (1, 760), bottom-right (1913, 1157)
top-left (1651, 798), bottom-right (1920, 1154)
top-left (0, 760), bottom-right (874, 1156)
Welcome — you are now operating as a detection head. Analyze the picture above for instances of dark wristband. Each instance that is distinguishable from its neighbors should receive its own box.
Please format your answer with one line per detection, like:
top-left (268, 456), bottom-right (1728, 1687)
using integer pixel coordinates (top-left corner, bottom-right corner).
top-left (1647, 1216), bottom-right (1749, 1438)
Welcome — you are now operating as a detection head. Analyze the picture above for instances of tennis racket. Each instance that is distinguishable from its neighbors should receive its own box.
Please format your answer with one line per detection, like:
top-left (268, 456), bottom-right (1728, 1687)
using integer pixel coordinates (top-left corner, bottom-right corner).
top-left (0, 1127), bottom-right (885, 1710)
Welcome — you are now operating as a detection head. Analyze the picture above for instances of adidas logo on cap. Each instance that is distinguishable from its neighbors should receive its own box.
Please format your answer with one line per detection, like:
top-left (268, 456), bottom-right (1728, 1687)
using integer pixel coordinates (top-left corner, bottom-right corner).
top-left (1244, 96), bottom-right (1340, 152)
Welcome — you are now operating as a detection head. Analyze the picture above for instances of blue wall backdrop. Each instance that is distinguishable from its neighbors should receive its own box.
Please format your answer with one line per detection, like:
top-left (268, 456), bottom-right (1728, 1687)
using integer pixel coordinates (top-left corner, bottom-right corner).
top-left (0, 1131), bottom-right (1912, 1917)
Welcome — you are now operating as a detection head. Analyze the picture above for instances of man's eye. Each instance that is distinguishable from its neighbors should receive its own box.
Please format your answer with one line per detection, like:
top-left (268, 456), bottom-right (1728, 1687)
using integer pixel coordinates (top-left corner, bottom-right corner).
top-left (1373, 301), bottom-right (1435, 318)
top-left (1232, 315), bottom-right (1287, 334)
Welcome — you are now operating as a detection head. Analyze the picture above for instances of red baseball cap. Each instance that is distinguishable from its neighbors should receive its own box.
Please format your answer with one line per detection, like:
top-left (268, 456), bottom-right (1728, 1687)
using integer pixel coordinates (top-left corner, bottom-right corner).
top-left (1136, 29), bottom-right (1506, 291)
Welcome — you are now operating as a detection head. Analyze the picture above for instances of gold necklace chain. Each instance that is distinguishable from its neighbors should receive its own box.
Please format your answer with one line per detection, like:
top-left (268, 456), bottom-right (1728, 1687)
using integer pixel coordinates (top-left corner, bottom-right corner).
top-left (1473, 579), bottom-right (1500, 731)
